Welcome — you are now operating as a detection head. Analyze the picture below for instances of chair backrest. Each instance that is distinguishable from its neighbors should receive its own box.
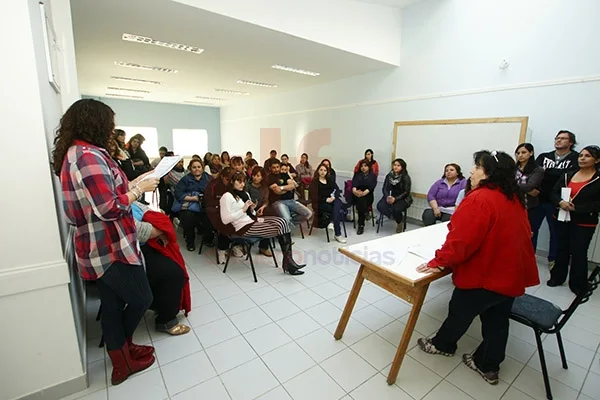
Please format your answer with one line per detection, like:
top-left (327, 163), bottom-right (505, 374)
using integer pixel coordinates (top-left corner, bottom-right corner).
top-left (556, 265), bottom-right (600, 330)
top-left (343, 180), bottom-right (353, 203)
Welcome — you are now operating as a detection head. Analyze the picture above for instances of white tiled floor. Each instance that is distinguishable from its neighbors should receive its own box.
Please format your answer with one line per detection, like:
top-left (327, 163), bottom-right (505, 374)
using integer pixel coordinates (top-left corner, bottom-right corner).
top-left (65, 220), bottom-right (600, 400)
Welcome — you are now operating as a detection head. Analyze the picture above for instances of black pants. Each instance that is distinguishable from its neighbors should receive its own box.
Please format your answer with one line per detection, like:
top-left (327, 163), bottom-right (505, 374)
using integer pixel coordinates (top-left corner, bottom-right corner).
top-left (353, 193), bottom-right (373, 227)
top-left (432, 288), bottom-right (514, 373)
top-left (422, 208), bottom-right (452, 226)
top-left (377, 198), bottom-right (409, 223)
top-left (142, 245), bottom-right (185, 327)
top-left (179, 210), bottom-right (213, 247)
top-left (217, 233), bottom-right (231, 251)
top-left (96, 262), bottom-right (153, 351)
top-left (551, 221), bottom-right (595, 295)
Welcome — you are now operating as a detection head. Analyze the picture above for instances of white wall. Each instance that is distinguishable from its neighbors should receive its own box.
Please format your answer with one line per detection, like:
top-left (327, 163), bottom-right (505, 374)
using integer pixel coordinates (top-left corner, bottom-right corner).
top-left (173, 0), bottom-right (402, 65)
top-left (0, 0), bottom-right (84, 399)
top-left (220, 0), bottom-right (600, 251)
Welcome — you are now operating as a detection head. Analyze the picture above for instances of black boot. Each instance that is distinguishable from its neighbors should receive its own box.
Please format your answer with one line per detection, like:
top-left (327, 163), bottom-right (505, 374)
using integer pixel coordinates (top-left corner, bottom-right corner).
top-left (277, 234), bottom-right (305, 275)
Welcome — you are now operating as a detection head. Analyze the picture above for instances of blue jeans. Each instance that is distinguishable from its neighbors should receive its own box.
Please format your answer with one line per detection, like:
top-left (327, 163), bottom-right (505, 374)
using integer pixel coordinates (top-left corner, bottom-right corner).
top-left (272, 200), bottom-right (312, 228)
top-left (530, 202), bottom-right (558, 261)
top-left (318, 199), bottom-right (343, 236)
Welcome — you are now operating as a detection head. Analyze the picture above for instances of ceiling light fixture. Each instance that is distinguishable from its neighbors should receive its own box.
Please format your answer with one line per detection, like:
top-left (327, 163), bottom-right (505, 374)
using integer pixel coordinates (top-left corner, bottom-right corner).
top-left (195, 96), bottom-right (226, 101)
top-left (271, 64), bottom-right (320, 76)
top-left (114, 61), bottom-right (178, 74)
top-left (214, 88), bottom-right (250, 96)
top-left (110, 76), bottom-right (161, 85)
top-left (107, 86), bottom-right (150, 93)
top-left (122, 33), bottom-right (204, 54)
top-left (184, 101), bottom-right (217, 106)
top-left (105, 93), bottom-right (145, 99)
top-left (236, 79), bottom-right (278, 88)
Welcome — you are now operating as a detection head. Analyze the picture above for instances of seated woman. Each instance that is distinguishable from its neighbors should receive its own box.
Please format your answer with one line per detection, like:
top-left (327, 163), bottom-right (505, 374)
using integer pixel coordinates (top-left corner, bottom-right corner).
top-left (352, 161), bottom-right (377, 235)
top-left (246, 167), bottom-right (273, 255)
top-left (230, 156), bottom-right (245, 173)
top-left (422, 163), bottom-right (467, 226)
top-left (549, 145), bottom-right (600, 295)
top-left (202, 152), bottom-right (213, 174)
top-left (281, 154), bottom-right (297, 179)
top-left (309, 163), bottom-right (347, 243)
top-left (208, 154), bottom-right (223, 177)
top-left (220, 172), bottom-right (306, 275)
top-left (245, 158), bottom-right (258, 178)
top-left (353, 149), bottom-right (380, 177)
top-left (455, 178), bottom-right (472, 207)
top-left (376, 158), bottom-right (413, 233)
top-left (173, 159), bottom-right (213, 251)
top-left (416, 150), bottom-right (539, 385)
top-left (126, 133), bottom-right (151, 173)
top-left (221, 151), bottom-right (231, 167)
top-left (295, 153), bottom-right (314, 183)
top-left (320, 158), bottom-right (336, 183)
top-left (132, 201), bottom-right (191, 336)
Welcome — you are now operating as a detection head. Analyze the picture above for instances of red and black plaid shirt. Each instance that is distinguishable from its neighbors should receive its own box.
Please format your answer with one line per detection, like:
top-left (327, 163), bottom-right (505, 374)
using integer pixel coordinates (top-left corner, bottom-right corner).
top-left (60, 140), bottom-right (142, 280)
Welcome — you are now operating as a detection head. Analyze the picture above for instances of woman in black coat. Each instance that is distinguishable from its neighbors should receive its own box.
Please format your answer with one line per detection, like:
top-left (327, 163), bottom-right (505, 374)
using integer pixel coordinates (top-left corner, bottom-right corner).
top-left (377, 158), bottom-right (413, 233)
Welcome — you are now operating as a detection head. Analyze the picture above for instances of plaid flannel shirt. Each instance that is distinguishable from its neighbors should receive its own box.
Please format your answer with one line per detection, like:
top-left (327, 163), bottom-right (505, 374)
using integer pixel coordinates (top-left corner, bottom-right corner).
top-left (61, 140), bottom-right (142, 280)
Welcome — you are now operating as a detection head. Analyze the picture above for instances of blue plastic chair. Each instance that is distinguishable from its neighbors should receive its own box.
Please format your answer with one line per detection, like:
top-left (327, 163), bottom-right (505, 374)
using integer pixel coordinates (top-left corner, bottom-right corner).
top-left (222, 236), bottom-right (278, 283)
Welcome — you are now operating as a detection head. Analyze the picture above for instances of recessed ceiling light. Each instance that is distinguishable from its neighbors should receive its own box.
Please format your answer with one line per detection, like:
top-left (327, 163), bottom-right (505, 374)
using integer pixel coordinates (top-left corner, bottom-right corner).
top-left (122, 33), bottom-right (204, 54)
top-left (114, 61), bottom-right (178, 74)
top-left (272, 64), bottom-right (320, 76)
top-left (196, 96), bottom-right (226, 101)
top-left (237, 80), bottom-right (278, 88)
top-left (184, 101), bottom-right (217, 106)
top-left (214, 89), bottom-right (250, 95)
top-left (110, 76), bottom-right (161, 85)
top-left (105, 93), bottom-right (145, 99)
top-left (107, 86), bottom-right (150, 93)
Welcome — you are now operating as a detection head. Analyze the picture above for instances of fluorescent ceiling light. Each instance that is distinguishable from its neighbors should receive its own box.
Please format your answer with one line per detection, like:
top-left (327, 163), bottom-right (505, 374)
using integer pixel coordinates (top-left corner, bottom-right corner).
top-left (271, 64), bottom-right (320, 76)
top-left (107, 86), bottom-right (150, 93)
top-left (122, 33), bottom-right (204, 54)
top-left (114, 61), bottom-right (178, 74)
top-left (214, 88), bottom-right (250, 96)
top-left (184, 101), bottom-right (217, 106)
top-left (237, 80), bottom-right (278, 88)
top-left (105, 93), bottom-right (145, 99)
top-left (110, 76), bottom-right (161, 85)
top-left (196, 96), bottom-right (225, 101)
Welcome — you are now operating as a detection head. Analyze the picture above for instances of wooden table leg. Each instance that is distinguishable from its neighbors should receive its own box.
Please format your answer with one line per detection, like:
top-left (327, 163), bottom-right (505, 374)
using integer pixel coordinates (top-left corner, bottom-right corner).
top-left (334, 264), bottom-right (365, 340)
top-left (386, 283), bottom-right (429, 385)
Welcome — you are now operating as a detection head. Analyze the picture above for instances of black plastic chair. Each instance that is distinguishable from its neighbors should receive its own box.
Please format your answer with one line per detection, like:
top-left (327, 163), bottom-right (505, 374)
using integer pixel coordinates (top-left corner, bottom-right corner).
top-left (510, 265), bottom-right (600, 400)
top-left (376, 210), bottom-right (407, 234)
top-left (222, 236), bottom-right (278, 283)
top-left (352, 203), bottom-right (375, 229)
top-left (308, 208), bottom-right (348, 242)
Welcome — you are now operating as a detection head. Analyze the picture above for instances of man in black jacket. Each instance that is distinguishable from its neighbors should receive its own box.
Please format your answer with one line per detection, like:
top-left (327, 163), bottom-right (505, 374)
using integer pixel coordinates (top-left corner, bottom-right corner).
top-left (532, 130), bottom-right (579, 270)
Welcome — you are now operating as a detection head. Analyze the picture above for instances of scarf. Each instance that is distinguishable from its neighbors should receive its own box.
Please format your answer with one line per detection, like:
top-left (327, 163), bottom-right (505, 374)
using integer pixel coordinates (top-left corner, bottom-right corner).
top-left (387, 171), bottom-right (402, 186)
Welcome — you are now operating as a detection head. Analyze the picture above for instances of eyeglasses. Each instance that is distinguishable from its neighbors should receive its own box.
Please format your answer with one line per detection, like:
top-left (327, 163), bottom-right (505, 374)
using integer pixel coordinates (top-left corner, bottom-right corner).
top-left (555, 137), bottom-right (570, 141)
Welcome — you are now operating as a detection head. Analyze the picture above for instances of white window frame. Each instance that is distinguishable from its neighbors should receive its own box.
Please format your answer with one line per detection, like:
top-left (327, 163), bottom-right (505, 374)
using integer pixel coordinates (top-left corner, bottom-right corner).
top-left (172, 129), bottom-right (208, 157)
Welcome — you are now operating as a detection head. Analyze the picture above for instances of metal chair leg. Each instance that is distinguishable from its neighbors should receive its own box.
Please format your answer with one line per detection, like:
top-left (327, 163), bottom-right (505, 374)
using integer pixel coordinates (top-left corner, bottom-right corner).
top-left (534, 330), bottom-right (553, 400)
top-left (247, 244), bottom-right (258, 283)
top-left (299, 223), bottom-right (305, 239)
top-left (342, 218), bottom-right (347, 237)
top-left (222, 243), bottom-right (234, 274)
top-left (556, 331), bottom-right (568, 369)
top-left (325, 226), bottom-right (330, 243)
top-left (371, 208), bottom-right (375, 227)
top-left (198, 238), bottom-right (204, 254)
top-left (269, 240), bottom-right (279, 269)
top-left (376, 214), bottom-right (382, 233)
top-left (309, 223), bottom-right (314, 236)
top-left (352, 205), bottom-right (356, 229)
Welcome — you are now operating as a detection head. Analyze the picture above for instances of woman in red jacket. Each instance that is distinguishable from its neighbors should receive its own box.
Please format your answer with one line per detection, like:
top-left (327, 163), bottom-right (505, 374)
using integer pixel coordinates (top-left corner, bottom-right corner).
top-left (416, 150), bottom-right (539, 385)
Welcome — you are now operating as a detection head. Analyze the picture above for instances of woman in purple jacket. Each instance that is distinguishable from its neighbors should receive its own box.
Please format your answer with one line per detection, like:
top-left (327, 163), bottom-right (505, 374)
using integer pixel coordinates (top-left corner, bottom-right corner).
top-left (422, 163), bottom-right (467, 226)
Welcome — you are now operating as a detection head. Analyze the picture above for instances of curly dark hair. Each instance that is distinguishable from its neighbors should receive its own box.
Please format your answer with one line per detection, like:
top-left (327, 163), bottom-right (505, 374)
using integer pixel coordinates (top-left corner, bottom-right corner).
top-left (442, 163), bottom-right (464, 180)
top-left (473, 150), bottom-right (524, 206)
top-left (52, 99), bottom-right (115, 176)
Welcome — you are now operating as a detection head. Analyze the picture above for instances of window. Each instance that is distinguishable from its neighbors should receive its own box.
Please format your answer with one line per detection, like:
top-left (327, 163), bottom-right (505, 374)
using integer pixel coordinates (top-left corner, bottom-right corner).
top-left (172, 129), bottom-right (208, 157)
top-left (116, 126), bottom-right (159, 158)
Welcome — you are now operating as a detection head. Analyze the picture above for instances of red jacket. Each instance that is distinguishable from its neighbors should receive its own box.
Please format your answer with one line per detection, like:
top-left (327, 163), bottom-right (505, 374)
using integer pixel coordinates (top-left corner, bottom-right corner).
top-left (427, 186), bottom-right (539, 297)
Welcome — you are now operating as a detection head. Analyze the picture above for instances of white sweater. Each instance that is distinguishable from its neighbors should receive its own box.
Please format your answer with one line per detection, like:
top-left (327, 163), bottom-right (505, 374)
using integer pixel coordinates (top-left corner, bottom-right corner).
top-left (219, 192), bottom-right (254, 232)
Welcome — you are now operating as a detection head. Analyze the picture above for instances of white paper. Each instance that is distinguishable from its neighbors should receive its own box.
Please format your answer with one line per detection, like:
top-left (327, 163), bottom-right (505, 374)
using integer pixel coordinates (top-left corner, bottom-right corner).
top-left (439, 206), bottom-right (457, 215)
top-left (558, 187), bottom-right (572, 222)
top-left (141, 155), bottom-right (183, 180)
top-left (407, 244), bottom-right (437, 261)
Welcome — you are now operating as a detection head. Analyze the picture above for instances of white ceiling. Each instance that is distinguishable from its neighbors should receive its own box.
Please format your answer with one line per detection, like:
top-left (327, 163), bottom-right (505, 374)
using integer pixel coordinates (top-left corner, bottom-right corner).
top-left (71, 0), bottom-right (402, 107)
top-left (352, 0), bottom-right (422, 7)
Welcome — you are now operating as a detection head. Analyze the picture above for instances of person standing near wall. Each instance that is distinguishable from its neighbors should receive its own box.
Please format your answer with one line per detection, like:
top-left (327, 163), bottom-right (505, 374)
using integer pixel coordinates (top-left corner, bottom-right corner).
top-left (532, 130), bottom-right (579, 270)
top-left (52, 99), bottom-right (160, 385)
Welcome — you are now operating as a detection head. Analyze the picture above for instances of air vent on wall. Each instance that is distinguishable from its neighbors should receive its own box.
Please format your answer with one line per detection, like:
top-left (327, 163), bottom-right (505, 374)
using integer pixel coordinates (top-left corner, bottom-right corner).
top-left (107, 87), bottom-right (150, 93)
top-left (122, 33), bottom-right (204, 55)
top-left (196, 96), bottom-right (225, 101)
top-left (105, 93), bottom-right (145, 99)
top-left (214, 88), bottom-right (250, 95)
top-left (271, 64), bottom-right (320, 76)
top-left (114, 61), bottom-right (178, 74)
top-left (237, 80), bottom-right (278, 88)
top-left (110, 76), bottom-right (161, 85)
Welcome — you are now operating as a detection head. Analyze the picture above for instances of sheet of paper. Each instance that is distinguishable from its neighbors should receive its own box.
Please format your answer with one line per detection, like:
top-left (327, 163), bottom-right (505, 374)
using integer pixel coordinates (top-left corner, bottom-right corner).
top-left (141, 155), bottom-right (183, 180)
top-left (438, 206), bottom-right (456, 215)
top-left (558, 187), bottom-right (572, 222)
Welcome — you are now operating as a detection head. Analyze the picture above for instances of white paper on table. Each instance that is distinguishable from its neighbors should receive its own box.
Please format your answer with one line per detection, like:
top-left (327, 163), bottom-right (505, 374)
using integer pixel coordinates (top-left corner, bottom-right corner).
top-left (439, 206), bottom-right (456, 215)
top-left (557, 187), bottom-right (572, 222)
top-left (407, 244), bottom-right (437, 261)
top-left (141, 156), bottom-right (183, 180)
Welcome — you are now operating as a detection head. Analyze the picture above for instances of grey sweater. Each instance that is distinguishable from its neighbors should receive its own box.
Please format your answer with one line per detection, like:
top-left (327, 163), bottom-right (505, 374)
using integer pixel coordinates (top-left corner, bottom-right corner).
top-left (133, 201), bottom-right (153, 243)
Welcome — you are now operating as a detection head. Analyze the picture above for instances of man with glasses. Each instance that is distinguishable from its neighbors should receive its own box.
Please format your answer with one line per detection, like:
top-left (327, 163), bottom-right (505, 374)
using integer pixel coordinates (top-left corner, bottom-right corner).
top-left (532, 130), bottom-right (579, 270)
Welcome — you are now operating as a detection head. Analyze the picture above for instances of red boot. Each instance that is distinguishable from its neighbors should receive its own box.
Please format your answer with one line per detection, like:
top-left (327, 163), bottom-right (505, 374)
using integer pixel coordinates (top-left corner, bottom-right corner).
top-left (107, 343), bottom-right (155, 385)
top-left (127, 337), bottom-right (154, 360)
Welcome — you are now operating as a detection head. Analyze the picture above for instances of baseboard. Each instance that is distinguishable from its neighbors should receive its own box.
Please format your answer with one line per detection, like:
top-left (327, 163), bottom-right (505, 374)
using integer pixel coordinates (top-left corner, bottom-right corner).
top-left (0, 259), bottom-right (70, 298)
top-left (17, 373), bottom-right (87, 400)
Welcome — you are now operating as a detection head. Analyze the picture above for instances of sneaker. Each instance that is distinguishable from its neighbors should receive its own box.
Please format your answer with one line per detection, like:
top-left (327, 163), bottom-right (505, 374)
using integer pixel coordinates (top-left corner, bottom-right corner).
top-left (217, 250), bottom-right (227, 264)
top-left (396, 223), bottom-right (404, 233)
top-left (231, 245), bottom-right (244, 258)
top-left (334, 235), bottom-right (347, 244)
top-left (357, 226), bottom-right (364, 235)
top-left (462, 354), bottom-right (499, 385)
top-left (259, 248), bottom-right (273, 257)
top-left (417, 338), bottom-right (454, 357)
top-left (548, 260), bottom-right (556, 271)
top-left (186, 245), bottom-right (195, 252)
top-left (327, 222), bottom-right (334, 231)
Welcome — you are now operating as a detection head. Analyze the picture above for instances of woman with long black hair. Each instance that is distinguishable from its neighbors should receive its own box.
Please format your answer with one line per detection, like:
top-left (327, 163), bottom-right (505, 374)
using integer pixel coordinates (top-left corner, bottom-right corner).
top-left (53, 99), bottom-right (159, 385)
top-left (515, 143), bottom-right (544, 243)
top-left (376, 158), bottom-right (413, 233)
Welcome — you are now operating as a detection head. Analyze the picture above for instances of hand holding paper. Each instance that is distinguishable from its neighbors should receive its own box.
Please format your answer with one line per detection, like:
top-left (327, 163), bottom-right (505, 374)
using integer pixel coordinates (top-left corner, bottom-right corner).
top-left (141, 156), bottom-right (183, 181)
top-left (557, 187), bottom-right (572, 222)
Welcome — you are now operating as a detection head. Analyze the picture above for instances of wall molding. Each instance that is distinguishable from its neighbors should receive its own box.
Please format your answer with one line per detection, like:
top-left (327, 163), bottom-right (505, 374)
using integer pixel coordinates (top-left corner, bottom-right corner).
top-left (221, 74), bottom-right (600, 123)
top-left (0, 259), bottom-right (70, 298)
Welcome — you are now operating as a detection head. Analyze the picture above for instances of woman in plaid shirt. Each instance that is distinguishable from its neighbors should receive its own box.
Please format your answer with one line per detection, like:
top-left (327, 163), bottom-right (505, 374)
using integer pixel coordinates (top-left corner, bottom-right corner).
top-left (53, 99), bottom-right (160, 386)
